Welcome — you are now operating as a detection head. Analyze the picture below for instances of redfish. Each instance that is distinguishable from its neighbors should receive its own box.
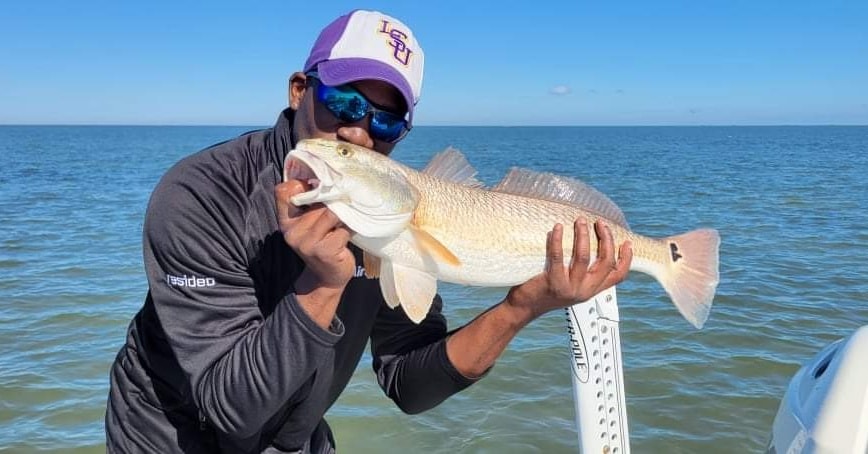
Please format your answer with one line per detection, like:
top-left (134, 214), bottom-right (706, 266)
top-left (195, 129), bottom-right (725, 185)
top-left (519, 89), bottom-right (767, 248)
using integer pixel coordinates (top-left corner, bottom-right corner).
top-left (285, 139), bottom-right (720, 328)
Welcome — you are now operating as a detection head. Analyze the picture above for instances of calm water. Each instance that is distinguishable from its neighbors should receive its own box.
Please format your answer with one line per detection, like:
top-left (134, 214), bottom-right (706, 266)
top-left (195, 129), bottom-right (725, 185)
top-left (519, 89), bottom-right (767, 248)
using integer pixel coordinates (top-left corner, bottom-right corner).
top-left (1, 125), bottom-right (867, 453)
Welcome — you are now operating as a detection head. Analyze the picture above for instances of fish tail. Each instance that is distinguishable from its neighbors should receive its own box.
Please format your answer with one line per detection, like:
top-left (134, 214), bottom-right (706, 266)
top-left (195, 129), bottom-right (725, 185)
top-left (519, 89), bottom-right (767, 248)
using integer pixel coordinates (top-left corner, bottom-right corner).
top-left (655, 228), bottom-right (720, 329)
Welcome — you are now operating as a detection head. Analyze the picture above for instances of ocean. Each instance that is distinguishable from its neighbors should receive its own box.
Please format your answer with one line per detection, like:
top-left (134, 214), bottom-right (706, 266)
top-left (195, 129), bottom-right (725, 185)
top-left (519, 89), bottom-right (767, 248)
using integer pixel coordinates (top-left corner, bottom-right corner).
top-left (1, 124), bottom-right (866, 453)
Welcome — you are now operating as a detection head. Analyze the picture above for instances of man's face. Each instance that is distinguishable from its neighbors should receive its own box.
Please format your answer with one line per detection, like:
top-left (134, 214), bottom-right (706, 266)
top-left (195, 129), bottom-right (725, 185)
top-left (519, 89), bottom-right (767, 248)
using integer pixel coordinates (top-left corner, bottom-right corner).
top-left (289, 72), bottom-right (407, 155)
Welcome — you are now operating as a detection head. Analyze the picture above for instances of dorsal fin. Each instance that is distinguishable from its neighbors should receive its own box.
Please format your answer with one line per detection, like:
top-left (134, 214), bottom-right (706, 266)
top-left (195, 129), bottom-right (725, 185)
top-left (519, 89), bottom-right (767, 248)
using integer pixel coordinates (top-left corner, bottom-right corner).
top-left (492, 167), bottom-right (629, 228)
top-left (421, 147), bottom-right (483, 188)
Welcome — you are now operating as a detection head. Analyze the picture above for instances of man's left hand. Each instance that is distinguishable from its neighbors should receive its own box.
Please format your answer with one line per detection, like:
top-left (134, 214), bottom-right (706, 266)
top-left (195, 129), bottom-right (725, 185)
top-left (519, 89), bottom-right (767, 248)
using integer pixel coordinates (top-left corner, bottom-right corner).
top-left (503, 218), bottom-right (633, 322)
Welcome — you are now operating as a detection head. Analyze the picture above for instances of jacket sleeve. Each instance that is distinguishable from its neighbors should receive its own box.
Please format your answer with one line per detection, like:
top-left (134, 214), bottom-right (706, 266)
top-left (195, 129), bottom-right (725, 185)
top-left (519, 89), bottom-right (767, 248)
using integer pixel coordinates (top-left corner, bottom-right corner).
top-left (143, 165), bottom-right (341, 440)
top-left (370, 294), bottom-right (481, 414)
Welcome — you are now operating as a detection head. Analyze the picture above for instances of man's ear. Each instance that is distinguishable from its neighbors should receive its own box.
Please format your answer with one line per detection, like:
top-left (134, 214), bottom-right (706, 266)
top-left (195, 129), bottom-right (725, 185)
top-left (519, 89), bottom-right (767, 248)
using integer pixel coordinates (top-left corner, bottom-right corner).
top-left (288, 72), bottom-right (307, 110)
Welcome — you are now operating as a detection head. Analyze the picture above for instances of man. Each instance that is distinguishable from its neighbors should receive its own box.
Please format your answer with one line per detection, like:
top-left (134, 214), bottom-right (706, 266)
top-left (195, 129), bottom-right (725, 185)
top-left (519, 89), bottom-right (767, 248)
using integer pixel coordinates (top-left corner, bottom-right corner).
top-left (105, 9), bottom-right (632, 454)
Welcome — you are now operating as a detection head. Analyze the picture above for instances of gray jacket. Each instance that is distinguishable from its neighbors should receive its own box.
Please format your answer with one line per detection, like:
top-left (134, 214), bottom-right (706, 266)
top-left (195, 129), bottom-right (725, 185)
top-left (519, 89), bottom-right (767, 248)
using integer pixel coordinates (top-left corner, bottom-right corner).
top-left (105, 109), bottom-right (476, 453)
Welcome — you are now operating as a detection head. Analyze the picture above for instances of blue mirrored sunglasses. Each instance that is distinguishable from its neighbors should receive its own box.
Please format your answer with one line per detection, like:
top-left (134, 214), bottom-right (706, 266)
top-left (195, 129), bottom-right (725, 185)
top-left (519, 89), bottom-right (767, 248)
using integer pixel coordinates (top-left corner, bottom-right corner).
top-left (307, 73), bottom-right (411, 143)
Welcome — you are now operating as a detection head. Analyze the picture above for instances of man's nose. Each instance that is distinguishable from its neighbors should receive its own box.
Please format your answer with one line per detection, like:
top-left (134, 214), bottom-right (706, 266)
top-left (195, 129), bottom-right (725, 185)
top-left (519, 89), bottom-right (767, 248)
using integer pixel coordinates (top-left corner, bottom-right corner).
top-left (336, 122), bottom-right (374, 149)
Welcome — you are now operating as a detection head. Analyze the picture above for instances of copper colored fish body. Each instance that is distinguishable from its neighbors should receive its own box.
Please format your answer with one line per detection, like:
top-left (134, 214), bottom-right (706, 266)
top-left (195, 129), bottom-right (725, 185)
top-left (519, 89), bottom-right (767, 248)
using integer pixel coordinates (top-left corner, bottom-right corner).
top-left (285, 139), bottom-right (720, 328)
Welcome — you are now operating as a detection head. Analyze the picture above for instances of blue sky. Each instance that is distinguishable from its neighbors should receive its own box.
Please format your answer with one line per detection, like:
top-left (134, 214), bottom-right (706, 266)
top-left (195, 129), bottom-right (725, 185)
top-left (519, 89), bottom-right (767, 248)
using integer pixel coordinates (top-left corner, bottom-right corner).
top-left (1, 1), bottom-right (866, 126)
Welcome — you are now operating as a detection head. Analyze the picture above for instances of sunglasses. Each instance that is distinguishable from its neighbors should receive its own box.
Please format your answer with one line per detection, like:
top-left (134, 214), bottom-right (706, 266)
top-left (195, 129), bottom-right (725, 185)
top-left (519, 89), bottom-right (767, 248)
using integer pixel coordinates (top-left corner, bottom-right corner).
top-left (307, 73), bottom-right (411, 143)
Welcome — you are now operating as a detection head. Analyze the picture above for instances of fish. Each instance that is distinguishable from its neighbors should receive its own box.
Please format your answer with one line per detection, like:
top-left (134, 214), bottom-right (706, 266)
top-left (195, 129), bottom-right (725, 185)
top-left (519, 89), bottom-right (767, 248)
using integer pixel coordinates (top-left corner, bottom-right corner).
top-left (284, 138), bottom-right (720, 328)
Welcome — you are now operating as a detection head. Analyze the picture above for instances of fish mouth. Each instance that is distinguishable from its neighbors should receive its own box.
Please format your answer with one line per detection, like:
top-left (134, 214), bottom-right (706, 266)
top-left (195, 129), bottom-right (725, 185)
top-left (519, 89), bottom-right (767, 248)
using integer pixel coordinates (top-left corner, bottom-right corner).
top-left (283, 149), bottom-right (343, 205)
top-left (283, 140), bottom-right (416, 238)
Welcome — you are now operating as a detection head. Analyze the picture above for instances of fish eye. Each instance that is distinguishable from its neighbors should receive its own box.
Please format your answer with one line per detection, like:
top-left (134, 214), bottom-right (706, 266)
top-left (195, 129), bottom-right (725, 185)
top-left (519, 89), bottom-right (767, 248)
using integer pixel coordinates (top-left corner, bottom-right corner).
top-left (337, 145), bottom-right (353, 158)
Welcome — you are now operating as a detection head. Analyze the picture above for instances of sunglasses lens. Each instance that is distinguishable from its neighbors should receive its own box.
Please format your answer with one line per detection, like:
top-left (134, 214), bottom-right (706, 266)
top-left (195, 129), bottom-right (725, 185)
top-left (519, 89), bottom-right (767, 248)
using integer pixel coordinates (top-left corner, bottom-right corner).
top-left (370, 112), bottom-right (407, 143)
top-left (318, 84), bottom-right (367, 123)
top-left (315, 79), bottom-right (409, 143)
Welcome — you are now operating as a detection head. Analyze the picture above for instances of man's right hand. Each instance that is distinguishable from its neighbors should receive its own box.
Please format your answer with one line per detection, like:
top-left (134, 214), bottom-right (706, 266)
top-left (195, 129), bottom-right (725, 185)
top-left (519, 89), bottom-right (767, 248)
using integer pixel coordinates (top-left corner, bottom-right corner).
top-left (275, 180), bottom-right (355, 321)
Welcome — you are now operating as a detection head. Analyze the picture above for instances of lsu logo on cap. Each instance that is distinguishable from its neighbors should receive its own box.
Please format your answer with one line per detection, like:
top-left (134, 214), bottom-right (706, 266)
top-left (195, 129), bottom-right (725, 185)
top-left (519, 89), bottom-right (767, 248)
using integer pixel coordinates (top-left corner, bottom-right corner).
top-left (378, 20), bottom-right (413, 66)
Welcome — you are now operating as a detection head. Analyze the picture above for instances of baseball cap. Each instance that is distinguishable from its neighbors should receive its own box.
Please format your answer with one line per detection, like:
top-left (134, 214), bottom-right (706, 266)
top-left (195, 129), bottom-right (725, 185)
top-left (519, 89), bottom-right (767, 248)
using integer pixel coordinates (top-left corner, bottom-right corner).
top-left (303, 10), bottom-right (424, 124)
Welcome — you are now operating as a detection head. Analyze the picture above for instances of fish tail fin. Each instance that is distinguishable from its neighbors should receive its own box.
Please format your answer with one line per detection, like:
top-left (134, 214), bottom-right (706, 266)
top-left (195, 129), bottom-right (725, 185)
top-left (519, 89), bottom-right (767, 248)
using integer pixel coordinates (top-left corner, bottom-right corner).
top-left (655, 228), bottom-right (720, 329)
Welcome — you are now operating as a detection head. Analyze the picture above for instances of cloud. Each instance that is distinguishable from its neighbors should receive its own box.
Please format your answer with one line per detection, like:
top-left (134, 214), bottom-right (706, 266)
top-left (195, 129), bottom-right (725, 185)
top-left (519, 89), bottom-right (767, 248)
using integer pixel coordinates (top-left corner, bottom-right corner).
top-left (549, 85), bottom-right (572, 96)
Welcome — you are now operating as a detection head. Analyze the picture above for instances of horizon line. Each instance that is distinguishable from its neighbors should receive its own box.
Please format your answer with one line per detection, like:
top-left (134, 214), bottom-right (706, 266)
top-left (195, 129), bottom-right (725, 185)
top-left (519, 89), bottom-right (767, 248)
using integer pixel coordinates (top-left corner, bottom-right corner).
top-left (2, 123), bottom-right (867, 128)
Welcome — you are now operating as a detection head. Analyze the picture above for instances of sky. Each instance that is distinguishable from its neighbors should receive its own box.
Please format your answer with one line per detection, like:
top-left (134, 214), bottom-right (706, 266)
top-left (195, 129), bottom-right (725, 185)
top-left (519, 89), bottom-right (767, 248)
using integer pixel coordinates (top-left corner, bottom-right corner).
top-left (1, 0), bottom-right (866, 126)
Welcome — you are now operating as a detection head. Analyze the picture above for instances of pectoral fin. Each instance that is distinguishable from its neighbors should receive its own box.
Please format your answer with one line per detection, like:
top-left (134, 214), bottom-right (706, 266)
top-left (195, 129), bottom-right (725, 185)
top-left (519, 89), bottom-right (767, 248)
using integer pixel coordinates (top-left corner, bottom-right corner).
top-left (409, 225), bottom-right (461, 267)
top-left (379, 260), bottom-right (438, 323)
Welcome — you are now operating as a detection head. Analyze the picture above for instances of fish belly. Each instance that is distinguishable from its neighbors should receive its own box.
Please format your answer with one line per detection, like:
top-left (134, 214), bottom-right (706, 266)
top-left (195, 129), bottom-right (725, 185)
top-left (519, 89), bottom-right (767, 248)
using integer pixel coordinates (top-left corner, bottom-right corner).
top-left (354, 230), bottom-right (545, 287)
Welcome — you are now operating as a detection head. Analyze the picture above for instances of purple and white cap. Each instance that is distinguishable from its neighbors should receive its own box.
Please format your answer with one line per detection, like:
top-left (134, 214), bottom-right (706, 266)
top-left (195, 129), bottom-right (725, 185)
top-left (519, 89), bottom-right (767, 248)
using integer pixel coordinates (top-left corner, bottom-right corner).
top-left (304, 10), bottom-right (424, 124)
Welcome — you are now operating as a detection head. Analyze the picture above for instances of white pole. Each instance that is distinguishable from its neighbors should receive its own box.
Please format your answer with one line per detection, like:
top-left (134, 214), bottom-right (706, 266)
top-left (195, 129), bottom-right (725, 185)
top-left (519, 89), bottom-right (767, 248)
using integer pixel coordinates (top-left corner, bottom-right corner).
top-left (566, 286), bottom-right (630, 454)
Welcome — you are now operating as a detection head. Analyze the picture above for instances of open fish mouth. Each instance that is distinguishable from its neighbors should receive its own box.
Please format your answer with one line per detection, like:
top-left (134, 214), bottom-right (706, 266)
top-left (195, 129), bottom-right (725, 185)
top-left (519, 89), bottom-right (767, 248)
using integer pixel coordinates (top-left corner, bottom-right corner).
top-left (283, 149), bottom-right (342, 205)
top-left (284, 154), bottom-right (320, 187)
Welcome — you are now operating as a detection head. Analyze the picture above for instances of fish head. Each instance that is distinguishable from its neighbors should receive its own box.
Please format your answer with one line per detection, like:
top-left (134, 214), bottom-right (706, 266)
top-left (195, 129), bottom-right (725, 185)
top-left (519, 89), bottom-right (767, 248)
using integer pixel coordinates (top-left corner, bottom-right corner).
top-left (284, 138), bottom-right (419, 238)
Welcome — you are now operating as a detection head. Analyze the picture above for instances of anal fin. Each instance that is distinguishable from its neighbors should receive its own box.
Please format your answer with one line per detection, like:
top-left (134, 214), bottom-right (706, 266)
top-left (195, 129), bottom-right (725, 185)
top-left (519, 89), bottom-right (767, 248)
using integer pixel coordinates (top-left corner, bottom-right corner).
top-left (379, 260), bottom-right (438, 323)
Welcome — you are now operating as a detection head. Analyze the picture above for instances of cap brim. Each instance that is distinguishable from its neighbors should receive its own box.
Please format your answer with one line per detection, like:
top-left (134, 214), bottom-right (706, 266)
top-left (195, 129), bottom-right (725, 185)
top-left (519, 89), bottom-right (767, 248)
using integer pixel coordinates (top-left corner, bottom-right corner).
top-left (316, 58), bottom-right (415, 125)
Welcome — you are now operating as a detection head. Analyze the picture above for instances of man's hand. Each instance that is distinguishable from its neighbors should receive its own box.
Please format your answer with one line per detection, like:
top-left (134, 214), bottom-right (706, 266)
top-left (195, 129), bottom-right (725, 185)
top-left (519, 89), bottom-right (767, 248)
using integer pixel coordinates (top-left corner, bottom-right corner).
top-left (504, 218), bottom-right (633, 322)
top-left (276, 179), bottom-right (355, 290)
top-left (275, 180), bottom-right (355, 327)
top-left (445, 218), bottom-right (633, 378)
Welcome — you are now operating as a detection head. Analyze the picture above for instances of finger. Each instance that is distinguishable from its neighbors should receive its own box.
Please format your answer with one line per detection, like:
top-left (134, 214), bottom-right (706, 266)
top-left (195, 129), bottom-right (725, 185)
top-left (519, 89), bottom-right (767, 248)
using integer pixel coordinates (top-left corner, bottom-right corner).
top-left (546, 223), bottom-right (566, 278)
top-left (276, 180), bottom-right (310, 224)
top-left (569, 218), bottom-right (591, 280)
top-left (276, 182), bottom-right (299, 232)
top-left (290, 209), bottom-right (338, 257)
top-left (286, 179), bottom-right (313, 214)
top-left (544, 231), bottom-right (552, 273)
top-left (284, 178), bottom-right (311, 196)
top-left (306, 224), bottom-right (352, 261)
top-left (277, 186), bottom-right (326, 244)
top-left (303, 207), bottom-right (345, 243)
top-left (326, 223), bottom-right (353, 248)
top-left (600, 240), bottom-right (633, 289)
top-left (286, 203), bottom-right (339, 244)
top-left (592, 221), bottom-right (616, 272)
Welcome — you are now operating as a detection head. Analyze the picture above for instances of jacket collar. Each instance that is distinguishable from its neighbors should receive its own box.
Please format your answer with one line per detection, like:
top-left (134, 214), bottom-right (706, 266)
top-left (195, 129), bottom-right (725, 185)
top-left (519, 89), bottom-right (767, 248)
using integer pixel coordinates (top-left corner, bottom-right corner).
top-left (271, 108), bottom-right (295, 177)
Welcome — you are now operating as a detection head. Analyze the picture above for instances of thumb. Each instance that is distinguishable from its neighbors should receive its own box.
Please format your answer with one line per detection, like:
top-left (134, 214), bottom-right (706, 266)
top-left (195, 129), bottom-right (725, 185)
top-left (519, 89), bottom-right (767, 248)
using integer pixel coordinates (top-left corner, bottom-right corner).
top-left (279, 179), bottom-right (311, 198)
top-left (275, 180), bottom-right (311, 224)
